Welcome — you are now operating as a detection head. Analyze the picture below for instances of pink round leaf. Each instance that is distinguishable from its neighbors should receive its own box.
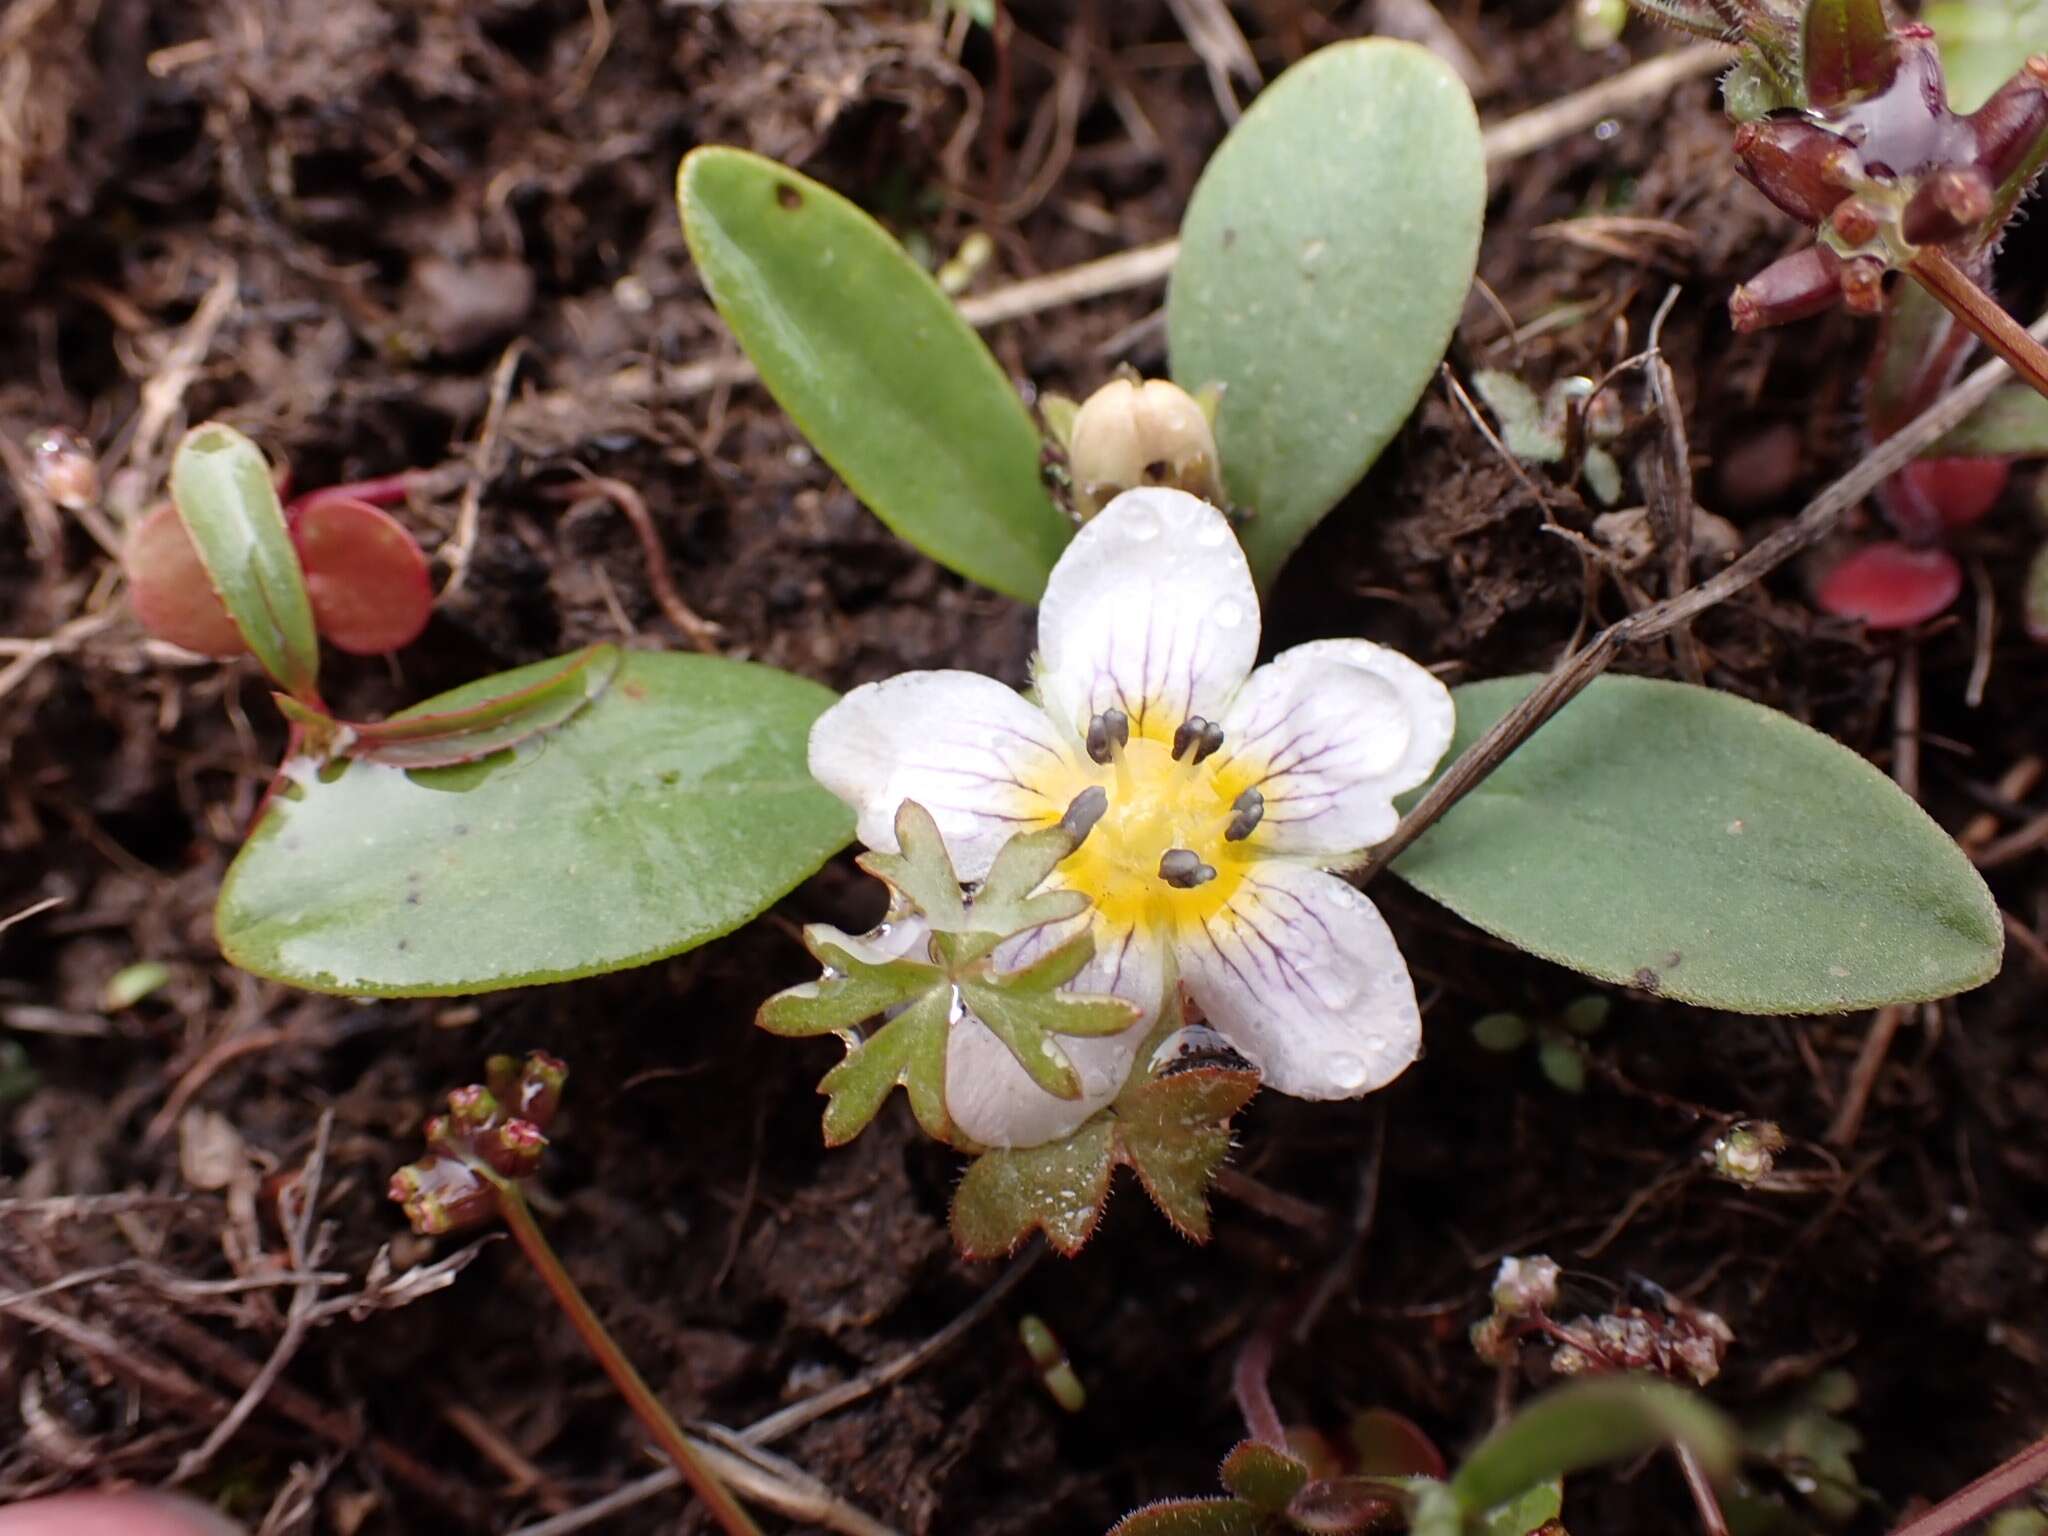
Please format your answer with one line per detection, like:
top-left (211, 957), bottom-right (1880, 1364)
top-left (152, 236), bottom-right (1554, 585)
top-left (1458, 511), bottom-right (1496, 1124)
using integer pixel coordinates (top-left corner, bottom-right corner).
top-left (1815, 541), bottom-right (1963, 629)
top-left (122, 502), bottom-right (250, 657)
top-left (289, 496), bottom-right (433, 655)
top-left (1899, 457), bottom-right (2010, 531)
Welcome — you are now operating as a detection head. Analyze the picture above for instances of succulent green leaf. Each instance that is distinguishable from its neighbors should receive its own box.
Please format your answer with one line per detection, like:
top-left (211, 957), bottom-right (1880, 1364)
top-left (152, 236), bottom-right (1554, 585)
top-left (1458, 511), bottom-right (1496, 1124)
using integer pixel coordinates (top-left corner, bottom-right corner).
top-left (1560, 995), bottom-right (1611, 1035)
top-left (1932, 379), bottom-right (2048, 458)
top-left (1536, 1037), bottom-right (1587, 1094)
top-left (817, 988), bottom-right (955, 1146)
top-left (1448, 1376), bottom-right (1734, 1516)
top-left (1167, 40), bottom-right (1484, 587)
top-left (1108, 1500), bottom-right (1272, 1536)
top-left (1472, 1012), bottom-right (1530, 1052)
top-left (306, 644), bottom-right (622, 770)
top-left (1801, 0), bottom-right (1901, 107)
top-left (952, 1118), bottom-right (1116, 1258)
top-left (169, 423), bottom-right (321, 701)
top-left (1927, 0), bottom-right (2048, 109)
top-left (1472, 372), bottom-right (1564, 464)
top-left (1392, 674), bottom-right (2003, 1013)
top-left (217, 652), bottom-right (851, 994)
top-left (1115, 1066), bottom-right (1259, 1241)
top-left (1219, 1442), bottom-right (1312, 1513)
top-left (677, 147), bottom-right (1070, 601)
top-left (1478, 1478), bottom-right (1564, 1536)
top-left (861, 801), bottom-right (968, 930)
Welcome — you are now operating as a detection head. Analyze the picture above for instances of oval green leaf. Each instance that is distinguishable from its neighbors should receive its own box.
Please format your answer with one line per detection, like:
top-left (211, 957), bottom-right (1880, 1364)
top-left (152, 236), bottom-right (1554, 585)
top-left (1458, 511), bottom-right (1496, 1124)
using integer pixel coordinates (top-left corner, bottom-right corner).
top-left (169, 423), bottom-right (322, 701)
top-left (1166, 40), bottom-right (1485, 587)
top-left (678, 147), bottom-right (1070, 601)
top-left (218, 651), bottom-right (852, 995)
top-left (1392, 674), bottom-right (2002, 1013)
top-left (1933, 379), bottom-right (2048, 458)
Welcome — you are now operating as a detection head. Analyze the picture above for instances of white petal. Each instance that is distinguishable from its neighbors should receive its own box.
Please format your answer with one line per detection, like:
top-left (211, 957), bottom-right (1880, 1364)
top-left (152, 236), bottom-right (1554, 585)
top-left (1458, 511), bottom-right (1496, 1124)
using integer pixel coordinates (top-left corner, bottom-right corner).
top-left (809, 671), bottom-right (1078, 880)
top-left (808, 914), bottom-right (930, 968)
top-left (1177, 862), bottom-right (1421, 1099)
top-left (945, 919), bottom-right (1166, 1149)
top-left (1034, 488), bottom-right (1259, 740)
top-left (1213, 640), bottom-right (1454, 862)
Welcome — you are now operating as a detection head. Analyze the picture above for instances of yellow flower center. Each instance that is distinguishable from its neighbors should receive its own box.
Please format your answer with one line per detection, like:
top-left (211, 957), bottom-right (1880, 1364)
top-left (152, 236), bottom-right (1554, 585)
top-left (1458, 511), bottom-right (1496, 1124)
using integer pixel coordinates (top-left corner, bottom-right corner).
top-left (1044, 728), bottom-right (1256, 936)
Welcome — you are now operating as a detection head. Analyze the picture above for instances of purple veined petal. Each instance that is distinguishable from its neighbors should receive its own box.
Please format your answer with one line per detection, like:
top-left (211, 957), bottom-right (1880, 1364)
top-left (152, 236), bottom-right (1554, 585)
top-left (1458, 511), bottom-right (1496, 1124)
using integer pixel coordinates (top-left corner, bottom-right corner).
top-left (1033, 488), bottom-right (1260, 745)
top-left (1211, 639), bottom-right (1454, 864)
top-left (945, 915), bottom-right (1167, 1149)
top-left (1177, 862), bottom-right (1421, 1099)
top-left (808, 670), bottom-right (1083, 880)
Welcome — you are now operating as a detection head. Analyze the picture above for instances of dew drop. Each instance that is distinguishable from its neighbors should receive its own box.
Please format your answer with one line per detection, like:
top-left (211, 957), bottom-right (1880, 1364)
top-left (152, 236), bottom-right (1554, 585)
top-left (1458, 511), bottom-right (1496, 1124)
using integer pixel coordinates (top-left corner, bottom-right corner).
top-left (1329, 1052), bottom-right (1368, 1090)
top-left (1124, 507), bottom-right (1161, 542)
top-left (1196, 518), bottom-right (1229, 547)
top-left (1214, 600), bottom-right (1244, 629)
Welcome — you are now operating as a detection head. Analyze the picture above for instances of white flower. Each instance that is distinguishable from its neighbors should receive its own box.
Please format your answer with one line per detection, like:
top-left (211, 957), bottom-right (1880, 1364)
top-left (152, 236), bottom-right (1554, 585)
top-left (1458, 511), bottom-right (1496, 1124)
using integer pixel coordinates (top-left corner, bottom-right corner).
top-left (809, 487), bottom-right (1455, 1148)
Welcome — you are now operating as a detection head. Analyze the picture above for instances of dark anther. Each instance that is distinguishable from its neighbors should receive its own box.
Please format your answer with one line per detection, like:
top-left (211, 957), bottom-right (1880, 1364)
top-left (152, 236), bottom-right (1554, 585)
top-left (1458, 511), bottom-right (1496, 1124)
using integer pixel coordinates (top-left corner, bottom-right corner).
top-left (1061, 786), bottom-right (1108, 844)
top-left (1172, 716), bottom-right (1225, 764)
top-left (1158, 848), bottom-right (1217, 889)
top-left (1224, 786), bottom-right (1264, 842)
top-left (1086, 708), bottom-right (1130, 765)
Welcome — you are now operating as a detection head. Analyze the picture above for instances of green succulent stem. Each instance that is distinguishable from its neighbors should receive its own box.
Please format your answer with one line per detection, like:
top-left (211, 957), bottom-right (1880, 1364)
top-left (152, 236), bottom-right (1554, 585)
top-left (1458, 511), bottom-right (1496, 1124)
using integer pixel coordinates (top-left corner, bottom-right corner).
top-left (492, 1180), bottom-right (766, 1536)
top-left (1909, 248), bottom-right (2048, 406)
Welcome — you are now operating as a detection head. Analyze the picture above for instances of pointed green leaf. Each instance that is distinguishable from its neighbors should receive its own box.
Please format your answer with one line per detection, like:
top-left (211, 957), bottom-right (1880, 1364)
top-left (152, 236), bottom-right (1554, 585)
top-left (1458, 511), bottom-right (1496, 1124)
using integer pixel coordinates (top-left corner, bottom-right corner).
top-left (169, 423), bottom-right (321, 700)
top-left (1801, 0), bottom-right (1901, 107)
top-left (757, 929), bottom-right (937, 1037)
top-left (952, 1118), bottom-right (1116, 1257)
top-left (1932, 379), bottom-right (2048, 458)
top-left (958, 934), bottom-right (1142, 1100)
top-left (861, 801), bottom-right (967, 930)
top-left (1167, 40), bottom-right (1484, 587)
top-left (217, 652), bottom-right (851, 994)
top-left (1108, 1499), bottom-right (1272, 1536)
top-left (1116, 1066), bottom-right (1259, 1240)
top-left (678, 147), bottom-right (1070, 601)
top-left (1479, 1478), bottom-right (1563, 1536)
top-left (1219, 1442), bottom-right (1312, 1513)
top-left (969, 822), bottom-right (1091, 943)
top-left (1393, 674), bottom-right (2002, 1012)
top-left (817, 988), bottom-right (954, 1145)
top-left (1448, 1377), bottom-right (1734, 1516)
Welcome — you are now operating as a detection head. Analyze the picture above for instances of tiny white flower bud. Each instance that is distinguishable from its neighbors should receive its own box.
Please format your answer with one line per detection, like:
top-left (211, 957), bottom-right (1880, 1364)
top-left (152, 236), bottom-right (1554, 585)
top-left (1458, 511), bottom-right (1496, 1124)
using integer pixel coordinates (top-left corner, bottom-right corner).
top-left (1067, 378), bottom-right (1223, 517)
top-left (1491, 1253), bottom-right (1561, 1317)
top-left (1708, 1120), bottom-right (1786, 1186)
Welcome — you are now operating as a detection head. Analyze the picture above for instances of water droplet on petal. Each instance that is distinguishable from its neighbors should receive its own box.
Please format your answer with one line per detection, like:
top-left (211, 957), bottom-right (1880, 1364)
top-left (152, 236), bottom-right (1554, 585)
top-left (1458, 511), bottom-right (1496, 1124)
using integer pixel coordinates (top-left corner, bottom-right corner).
top-left (1214, 600), bottom-right (1244, 629)
top-left (1124, 507), bottom-right (1161, 542)
top-left (1330, 1052), bottom-right (1368, 1090)
top-left (1196, 517), bottom-right (1229, 547)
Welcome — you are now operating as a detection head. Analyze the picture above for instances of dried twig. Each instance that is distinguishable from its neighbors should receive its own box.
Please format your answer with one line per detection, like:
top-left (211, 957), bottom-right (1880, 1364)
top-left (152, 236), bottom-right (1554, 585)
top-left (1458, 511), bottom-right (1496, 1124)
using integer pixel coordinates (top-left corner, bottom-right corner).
top-left (443, 338), bottom-right (528, 599)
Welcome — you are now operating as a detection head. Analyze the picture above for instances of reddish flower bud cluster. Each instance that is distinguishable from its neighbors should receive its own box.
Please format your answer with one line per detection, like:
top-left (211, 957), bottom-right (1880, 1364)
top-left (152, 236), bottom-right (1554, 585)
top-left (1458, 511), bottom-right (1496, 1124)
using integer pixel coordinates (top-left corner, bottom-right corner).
top-left (389, 1052), bottom-right (568, 1235)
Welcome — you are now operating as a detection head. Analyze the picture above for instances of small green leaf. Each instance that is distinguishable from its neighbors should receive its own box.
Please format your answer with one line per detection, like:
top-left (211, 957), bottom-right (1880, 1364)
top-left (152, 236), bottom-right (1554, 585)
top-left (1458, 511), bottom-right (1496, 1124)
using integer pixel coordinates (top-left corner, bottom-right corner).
top-left (1448, 1376), bottom-right (1734, 1516)
top-left (1536, 1037), bottom-right (1586, 1094)
top-left (952, 1118), bottom-right (1116, 1257)
top-left (678, 147), bottom-right (1071, 601)
top-left (961, 932), bottom-right (1143, 1100)
top-left (1108, 1499), bottom-right (1272, 1536)
top-left (1219, 1442), bottom-right (1312, 1513)
top-left (968, 822), bottom-right (1092, 945)
top-left (1560, 996), bottom-right (1610, 1035)
top-left (218, 652), bottom-right (851, 994)
top-left (1801, 0), bottom-right (1901, 107)
top-left (1479, 1478), bottom-right (1563, 1536)
top-left (862, 801), bottom-right (968, 931)
top-left (1472, 372), bottom-right (1563, 464)
top-left (1721, 58), bottom-right (1804, 120)
top-left (1393, 674), bottom-right (2003, 1013)
top-left (1927, 0), bottom-right (2048, 110)
top-left (817, 988), bottom-right (955, 1145)
top-left (1116, 1066), bottom-right (1259, 1240)
top-left (1933, 380), bottom-right (2048, 458)
top-left (1350, 1410), bottom-right (1447, 1481)
top-left (169, 423), bottom-right (321, 700)
top-left (1167, 39), bottom-right (1484, 586)
top-left (757, 928), bottom-right (935, 1038)
top-left (1472, 1013), bottom-right (1530, 1052)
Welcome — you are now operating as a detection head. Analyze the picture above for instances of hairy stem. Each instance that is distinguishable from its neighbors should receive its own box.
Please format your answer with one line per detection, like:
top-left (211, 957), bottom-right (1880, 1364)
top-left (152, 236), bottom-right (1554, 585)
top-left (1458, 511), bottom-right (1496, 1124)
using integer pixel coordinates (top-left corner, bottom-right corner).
top-left (495, 1184), bottom-right (765, 1536)
top-left (1884, 1432), bottom-right (2048, 1536)
top-left (1909, 249), bottom-right (2048, 405)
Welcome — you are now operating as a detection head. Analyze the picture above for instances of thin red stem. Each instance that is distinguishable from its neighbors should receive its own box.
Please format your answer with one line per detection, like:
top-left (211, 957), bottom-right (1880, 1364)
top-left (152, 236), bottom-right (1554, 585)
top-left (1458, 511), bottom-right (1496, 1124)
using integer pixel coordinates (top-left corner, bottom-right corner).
top-left (494, 1185), bottom-right (764, 1536)
top-left (1909, 249), bottom-right (2048, 406)
top-left (1883, 1433), bottom-right (2048, 1536)
top-left (289, 471), bottom-right (419, 517)
top-left (1231, 1323), bottom-right (1287, 1449)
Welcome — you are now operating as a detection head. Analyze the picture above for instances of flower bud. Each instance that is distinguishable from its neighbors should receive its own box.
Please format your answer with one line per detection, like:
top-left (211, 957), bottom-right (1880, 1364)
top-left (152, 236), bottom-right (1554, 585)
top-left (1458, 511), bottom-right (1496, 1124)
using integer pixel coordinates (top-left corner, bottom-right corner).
top-left (28, 427), bottom-right (99, 511)
top-left (1707, 1120), bottom-right (1786, 1185)
top-left (1491, 1254), bottom-right (1561, 1317)
top-left (1731, 118), bottom-right (1857, 224)
top-left (389, 1155), bottom-right (495, 1235)
top-left (1730, 245), bottom-right (1843, 332)
top-left (1837, 254), bottom-right (1887, 314)
top-left (1966, 56), bottom-right (2048, 188)
top-left (478, 1118), bottom-right (549, 1179)
top-left (1901, 166), bottom-right (1994, 246)
top-left (1066, 378), bottom-right (1224, 517)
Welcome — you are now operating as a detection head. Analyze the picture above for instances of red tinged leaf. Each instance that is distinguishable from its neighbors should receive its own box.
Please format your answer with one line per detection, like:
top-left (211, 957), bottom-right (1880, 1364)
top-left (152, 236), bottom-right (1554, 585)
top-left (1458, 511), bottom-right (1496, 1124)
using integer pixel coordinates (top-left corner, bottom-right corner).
top-left (123, 502), bottom-right (250, 657)
top-left (289, 496), bottom-right (433, 655)
top-left (1897, 457), bottom-right (2009, 530)
top-left (1801, 0), bottom-right (1901, 109)
top-left (1815, 541), bottom-right (1962, 627)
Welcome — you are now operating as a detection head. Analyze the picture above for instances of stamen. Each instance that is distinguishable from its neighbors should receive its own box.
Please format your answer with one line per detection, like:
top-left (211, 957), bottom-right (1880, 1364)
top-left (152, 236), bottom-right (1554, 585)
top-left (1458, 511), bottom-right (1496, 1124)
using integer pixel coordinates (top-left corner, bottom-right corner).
top-left (1158, 848), bottom-right (1217, 888)
top-left (1060, 785), bottom-right (1108, 843)
top-left (1224, 786), bottom-right (1264, 842)
top-left (1172, 716), bottom-right (1225, 764)
top-left (1086, 708), bottom-right (1130, 765)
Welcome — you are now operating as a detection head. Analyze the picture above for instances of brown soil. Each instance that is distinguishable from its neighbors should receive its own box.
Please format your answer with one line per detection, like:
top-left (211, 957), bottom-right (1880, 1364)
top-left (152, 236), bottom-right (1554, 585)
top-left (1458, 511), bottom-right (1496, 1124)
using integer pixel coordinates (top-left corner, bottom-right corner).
top-left (2, 3), bottom-right (2045, 1534)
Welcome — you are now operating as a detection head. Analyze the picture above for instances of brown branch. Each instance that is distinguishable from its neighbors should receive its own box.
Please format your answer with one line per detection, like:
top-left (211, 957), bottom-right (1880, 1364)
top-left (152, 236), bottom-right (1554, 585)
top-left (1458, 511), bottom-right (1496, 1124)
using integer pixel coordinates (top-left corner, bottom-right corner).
top-left (1883, 1433), bottom-right (2048, 1536)
top-left (1359, 307), bottom-right (2048, 883)
top-left (1909, 249), bottom-right (2048, 407)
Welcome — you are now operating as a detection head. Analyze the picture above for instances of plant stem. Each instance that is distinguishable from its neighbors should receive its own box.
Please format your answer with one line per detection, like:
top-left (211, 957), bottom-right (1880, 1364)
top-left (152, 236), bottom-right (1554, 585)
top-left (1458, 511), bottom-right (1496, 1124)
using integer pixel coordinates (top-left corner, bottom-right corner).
top-left (494, 1184), bottom-right (765, 1536)
top-left (1883, 1432), bottom-right (2048, 1536)
top-left (1909, 249), bottom-right (2048, 406)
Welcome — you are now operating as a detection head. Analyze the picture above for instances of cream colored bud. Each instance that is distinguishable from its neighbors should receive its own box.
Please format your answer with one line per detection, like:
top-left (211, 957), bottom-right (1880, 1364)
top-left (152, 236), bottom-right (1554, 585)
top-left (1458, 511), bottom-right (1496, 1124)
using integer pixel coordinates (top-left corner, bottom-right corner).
top-left (1067, 378), bottom-right (1223, 517)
